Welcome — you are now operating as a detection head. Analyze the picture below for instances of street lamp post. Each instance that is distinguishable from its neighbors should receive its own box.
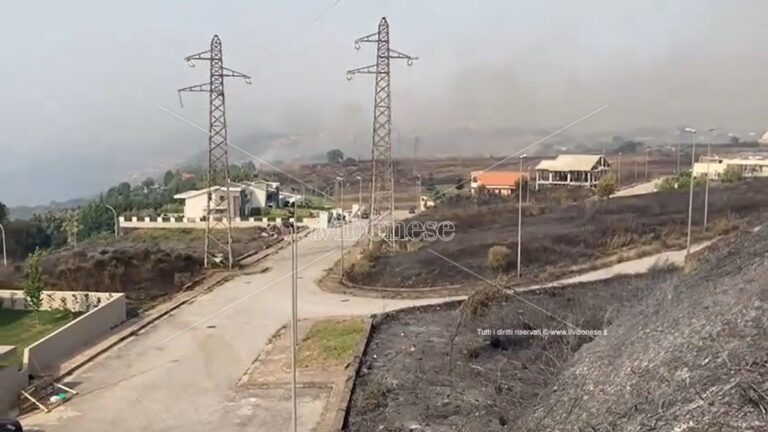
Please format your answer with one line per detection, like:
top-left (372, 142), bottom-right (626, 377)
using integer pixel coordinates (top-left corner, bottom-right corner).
top-left (355, 176), bottom-right (362, 216)
top-left (702, 128), bottom-right (717, 230)
top-left (617, 152), bottom-right (622, 189)
top-left (676, 142), bottom-right (681, 174)
top-left (336, 176), bottom-right (345, 281)
top-left (416, 174), bottom-right (422, 212)
top-left (0, 223), bottom-right (6, 266)
top-left (105, 204), bottom-right (118, 239)
top-left (289, 195), bottom-right (298, 432)
top-left (684, 128), bottom-right (697, 259)
top-left (645, 148), bottom-right (650, 180)
top-left (517, 155), bottom-right (526, 278)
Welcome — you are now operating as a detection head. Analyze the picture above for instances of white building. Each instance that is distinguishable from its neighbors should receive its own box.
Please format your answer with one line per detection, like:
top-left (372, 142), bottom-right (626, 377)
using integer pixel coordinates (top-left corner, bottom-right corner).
top-left (535, 154), bottom-right (611, 189)
top-left (693, 157), bottom-right (768, 180)
top-left (173, 180), bottom-right (304, 221)
top-left (173, 185), bottom-right (246, 220)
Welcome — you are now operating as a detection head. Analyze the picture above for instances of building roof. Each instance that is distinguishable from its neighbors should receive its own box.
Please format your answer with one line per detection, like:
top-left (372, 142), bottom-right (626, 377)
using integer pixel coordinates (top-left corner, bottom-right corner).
top-left (535, 154), bottom-right (607, 172)
top-left (173, 185), bottom-right (243, 200)
top-left (471, 170), bottom-right (526, 187)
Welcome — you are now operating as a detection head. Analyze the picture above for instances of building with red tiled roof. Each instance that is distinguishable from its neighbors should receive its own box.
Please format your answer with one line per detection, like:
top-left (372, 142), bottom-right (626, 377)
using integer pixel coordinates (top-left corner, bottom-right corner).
top-left (470, 170), bottom-right (527, 196)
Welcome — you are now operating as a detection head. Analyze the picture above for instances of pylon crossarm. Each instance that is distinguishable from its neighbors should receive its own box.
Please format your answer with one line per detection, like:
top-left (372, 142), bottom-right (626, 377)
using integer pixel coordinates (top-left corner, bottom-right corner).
top-left (347, 64), bottom-right (378, 77)
top-left (354, 32), bottom-right (379, 46)
top-left (178, 83), bottom-right (211, 93)
top-left (388, 48), bottom-right (417, 62)
top-left (222, 67), bottom-right (251, 80)
top-left (184, 49), bottom-right (212, 62)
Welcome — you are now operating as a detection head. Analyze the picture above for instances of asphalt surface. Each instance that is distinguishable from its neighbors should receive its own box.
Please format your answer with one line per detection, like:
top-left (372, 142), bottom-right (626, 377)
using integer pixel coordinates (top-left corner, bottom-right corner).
top-left (23, 223), bottom-right (454, 432)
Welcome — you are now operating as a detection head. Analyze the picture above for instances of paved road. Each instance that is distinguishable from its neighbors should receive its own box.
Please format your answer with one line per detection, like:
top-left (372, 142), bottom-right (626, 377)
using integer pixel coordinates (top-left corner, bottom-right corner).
top-left (24, 225), bottom-right (454, 432)
top-left (614, 179), bottom-right (659, 197)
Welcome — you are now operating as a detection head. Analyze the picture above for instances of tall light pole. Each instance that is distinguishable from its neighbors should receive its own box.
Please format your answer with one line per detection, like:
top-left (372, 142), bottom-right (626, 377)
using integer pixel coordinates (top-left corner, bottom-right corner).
top-left (416, 174), bottom-right (422, 211)
top-left (355, 175), bottom-right (363, 216)
top-left (617, 152), bottom-right (622, 189)
top-left (289, 188), bottom-right (299, 432)
top-left (336, 176), bottom-right (345, 281)
top-left (0, 223), bottom-right (6, 267)
top-left (517, 155), bottom-right (526, 278)
top-left (645, 147), bottom-right (650, 180)
top-left (684, 128), bottom-right (697, 259)
top-left (676, 142), bottom-right (681, 174)
top-left (702, 128), bottom-right (717, 230)
top-left (105, 204), bottom-right (118, 239)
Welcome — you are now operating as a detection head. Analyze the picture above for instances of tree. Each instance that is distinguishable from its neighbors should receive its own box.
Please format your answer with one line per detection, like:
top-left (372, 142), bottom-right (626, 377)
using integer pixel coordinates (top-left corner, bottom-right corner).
top-left (454, 177), bottom-right (465, 191)
top-left (4, 220), bottom-right (51, 261)
top-left (729, 136), bottom-right (741, 145)
top-left (61, 210), bottom-right (82, 247)
top-left (0, 200), bottom-right (7, 223)
top-left (597, 173), bottom-right (617, 199)
top-left (163, 170), bottom-right (175, 187)
top-left (721, 165), bottom-right (744, 183)
top-left (24, 248), bottom-right (45, 325)
top-left (326, 149), bottom-right (344, 164)
top-left (141, 177), bottom-right (155, 191)
top-left (79, 200), bottom-right (113, 239)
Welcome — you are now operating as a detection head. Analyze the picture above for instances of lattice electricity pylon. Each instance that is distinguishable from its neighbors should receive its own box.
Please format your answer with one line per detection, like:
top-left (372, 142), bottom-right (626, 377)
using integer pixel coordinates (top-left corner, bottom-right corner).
top-left (178, 35), bottom-right (251, 269)
top-left (347, 17), bottom-right (417, 247)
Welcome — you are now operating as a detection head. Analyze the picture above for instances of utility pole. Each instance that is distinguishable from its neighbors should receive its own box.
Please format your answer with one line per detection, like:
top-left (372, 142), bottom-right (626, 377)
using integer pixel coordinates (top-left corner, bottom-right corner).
top-left (336, 176), bottom-right (345, 281)
top-left (289, 197), bottom-right (298, 432)
top-left (702, 128), bottom-right (717, 230)
top-left (617, 152), bottom-right (622, 189)
top-left (347, 17), bottom-right (417, 247)
top-left (645, 148), bottom-right (650, 180)
top-left (684, 128), bottom-right (697, 259)
top-left (178, 35), bottom-right (251, 269)
top-left (517, 155), bottom-right (526, 278)
top-left (0, 223), bottom-right (6, 266)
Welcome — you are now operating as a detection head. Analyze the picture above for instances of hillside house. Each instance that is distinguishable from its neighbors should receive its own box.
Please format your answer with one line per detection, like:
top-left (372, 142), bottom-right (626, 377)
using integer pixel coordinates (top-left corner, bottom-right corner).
top-left (470, 170), bottom-right (527, 196)
top-left (174, 180), bottom-right (303, 221)
top-left (535, 154), bottom-right (610, 189)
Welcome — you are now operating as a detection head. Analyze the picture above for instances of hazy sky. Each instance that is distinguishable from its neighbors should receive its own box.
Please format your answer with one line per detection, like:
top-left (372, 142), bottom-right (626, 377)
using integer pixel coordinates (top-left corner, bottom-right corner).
top-left (2, 0), bottom-right (768, 205)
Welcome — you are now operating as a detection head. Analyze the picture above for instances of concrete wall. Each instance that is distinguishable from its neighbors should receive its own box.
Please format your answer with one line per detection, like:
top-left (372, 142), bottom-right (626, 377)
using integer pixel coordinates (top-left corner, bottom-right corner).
top-left (0, 290), bottom-right (120, 312)
top-left (0, 347), bottom-right (29, 416)
top-left (22, 293), bottom-right (127, 376)
top-left (119, 215), bottom-right (321, 229)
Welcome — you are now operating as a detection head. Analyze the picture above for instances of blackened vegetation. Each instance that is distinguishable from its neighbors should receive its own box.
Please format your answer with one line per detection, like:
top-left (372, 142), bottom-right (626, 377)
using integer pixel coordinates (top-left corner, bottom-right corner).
top-left (345, 271), bottom-right (674, 431)
top-left (345, 228), bottom-right (768, 431)
top-left (355, 179), bottom-right (768, 288)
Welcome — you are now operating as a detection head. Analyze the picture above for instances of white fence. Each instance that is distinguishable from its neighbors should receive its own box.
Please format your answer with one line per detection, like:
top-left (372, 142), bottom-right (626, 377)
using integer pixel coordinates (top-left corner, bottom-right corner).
top-left (119, 215), bottom-right (323, 229)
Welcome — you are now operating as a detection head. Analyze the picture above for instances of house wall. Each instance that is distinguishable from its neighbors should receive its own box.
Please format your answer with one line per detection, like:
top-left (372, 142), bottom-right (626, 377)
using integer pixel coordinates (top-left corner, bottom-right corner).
top-left (23, 293), bottom-right (126, 376)
top-left (182, 190), bottom-right (243, 219)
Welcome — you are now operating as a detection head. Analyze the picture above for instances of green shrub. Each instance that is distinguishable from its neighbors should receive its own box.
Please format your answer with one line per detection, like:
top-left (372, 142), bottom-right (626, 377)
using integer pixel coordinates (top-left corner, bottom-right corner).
top-left (597, 174), bottom-right (617, 199)
top-left (721, 165), bottom-right (744, 183)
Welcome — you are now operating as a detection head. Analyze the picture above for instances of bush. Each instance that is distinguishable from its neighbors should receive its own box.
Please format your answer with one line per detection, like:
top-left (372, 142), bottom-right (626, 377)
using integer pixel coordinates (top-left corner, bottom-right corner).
top-left (721, 165), bottom-right (744, 183)
top-left (488, 245), bottom-right (512, 273)
top-left (596, 174), bottom-right (617, 199)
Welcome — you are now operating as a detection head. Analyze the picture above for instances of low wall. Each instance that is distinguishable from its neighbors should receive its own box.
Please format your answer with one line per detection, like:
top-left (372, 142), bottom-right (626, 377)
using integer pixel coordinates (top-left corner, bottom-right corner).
top-left (0, 290), bottom-right (120, 312)
top-left (119, 215), bottom-right (322, 229)
top-left (22, 293), bottom-right (127, 376)
top-left (0, 347), bottom-right (28, 416)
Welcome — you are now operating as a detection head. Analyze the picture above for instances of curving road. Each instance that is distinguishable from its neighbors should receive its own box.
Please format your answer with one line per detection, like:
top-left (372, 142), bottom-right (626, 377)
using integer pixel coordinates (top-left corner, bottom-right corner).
top-left (23, 223), bottom-right (456, 432)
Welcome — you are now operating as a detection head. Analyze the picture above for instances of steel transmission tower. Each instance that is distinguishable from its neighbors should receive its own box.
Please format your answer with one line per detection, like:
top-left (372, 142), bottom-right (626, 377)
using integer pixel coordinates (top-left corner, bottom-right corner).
top-left (347, 18), bottom-right (417, 246)
top-left (178, 35), bottom-right (251, 269)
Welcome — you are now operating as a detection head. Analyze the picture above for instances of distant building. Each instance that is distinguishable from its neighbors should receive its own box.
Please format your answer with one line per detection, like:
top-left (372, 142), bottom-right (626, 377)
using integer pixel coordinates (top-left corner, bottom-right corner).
top-left (759, 131), bottom-right (768, 146)
top-left (470, 170), bottom-right (527, 196)
top-left (534, 154), bottom-right (610, 189)
top-left (174, 185), bottom-right (246, 220)
top-left (693, 157), bottom-right (768, 180)
top-left (173, 180), bottom-right (302, 220)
